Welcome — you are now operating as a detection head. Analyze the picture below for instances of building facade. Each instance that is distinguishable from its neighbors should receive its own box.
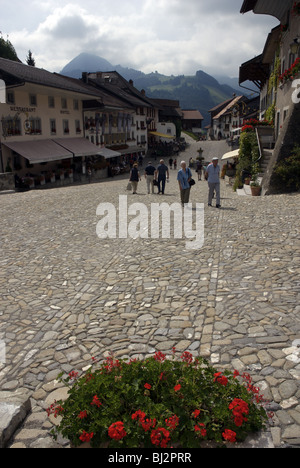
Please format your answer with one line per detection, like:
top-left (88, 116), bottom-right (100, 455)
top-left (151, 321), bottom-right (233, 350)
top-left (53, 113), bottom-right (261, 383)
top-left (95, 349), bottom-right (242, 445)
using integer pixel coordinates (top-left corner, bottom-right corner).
top-left (0, 58), bottom-right (105, 185)
top-left (240, 0), bottom-right (300, 193)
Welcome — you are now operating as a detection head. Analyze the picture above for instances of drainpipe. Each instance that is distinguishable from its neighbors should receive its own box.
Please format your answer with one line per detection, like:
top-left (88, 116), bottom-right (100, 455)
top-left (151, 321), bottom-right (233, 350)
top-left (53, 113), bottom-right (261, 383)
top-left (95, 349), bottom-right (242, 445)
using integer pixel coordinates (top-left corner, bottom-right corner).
top-left (0, 120), bottom-right (4, 173)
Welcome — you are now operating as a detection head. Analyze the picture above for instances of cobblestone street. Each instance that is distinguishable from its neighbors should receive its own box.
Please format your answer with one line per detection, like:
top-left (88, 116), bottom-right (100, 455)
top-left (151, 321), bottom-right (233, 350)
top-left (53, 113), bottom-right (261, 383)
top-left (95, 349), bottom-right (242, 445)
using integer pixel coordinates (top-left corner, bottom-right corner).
top-left (0, 137), bottom-right (300, 448)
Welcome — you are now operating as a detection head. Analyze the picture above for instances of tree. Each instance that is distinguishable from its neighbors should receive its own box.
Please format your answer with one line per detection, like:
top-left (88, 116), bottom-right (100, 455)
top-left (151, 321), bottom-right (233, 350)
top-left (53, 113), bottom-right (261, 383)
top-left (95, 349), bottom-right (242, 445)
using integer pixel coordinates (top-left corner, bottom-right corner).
top-left (0, 34), bottom-right (20, 61)
top-left (26, 50), bottom-right (35, 66)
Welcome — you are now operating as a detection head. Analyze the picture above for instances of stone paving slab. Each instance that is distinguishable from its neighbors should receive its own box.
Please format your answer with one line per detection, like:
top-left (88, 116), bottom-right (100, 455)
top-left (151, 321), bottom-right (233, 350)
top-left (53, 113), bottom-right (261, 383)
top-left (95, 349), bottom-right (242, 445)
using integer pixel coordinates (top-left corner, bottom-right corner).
top-left (0, 135), bottom-right (299, 448)
top-left (0, 388), bottom-right (31, 448)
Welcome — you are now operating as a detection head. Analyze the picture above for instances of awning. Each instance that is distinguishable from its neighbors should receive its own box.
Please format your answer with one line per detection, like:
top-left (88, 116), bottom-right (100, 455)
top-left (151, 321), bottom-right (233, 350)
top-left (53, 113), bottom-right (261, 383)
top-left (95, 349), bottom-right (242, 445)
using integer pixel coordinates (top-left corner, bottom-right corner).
top-left (222, 149), bottom-right (239, 160)
top-left (149, 131), bottom-right (175, 139)
top-left (116, 146), bottom-right (144, 155)
top-left (53, 138), bottom-right (102, 157)
top-left (3, 140), bottom-right (73, 164)
top-left (97, 147), bottom-right (121, 159)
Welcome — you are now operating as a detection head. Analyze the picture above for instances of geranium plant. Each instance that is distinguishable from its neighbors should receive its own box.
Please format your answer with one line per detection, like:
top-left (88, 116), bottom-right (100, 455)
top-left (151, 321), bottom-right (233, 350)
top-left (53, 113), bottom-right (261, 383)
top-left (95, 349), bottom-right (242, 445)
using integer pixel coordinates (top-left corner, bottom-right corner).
top-left (279, 57), bottom-right (300, 84)
top-left (47, 350), bottom-right (270, 448)
top-left (292, 1), bottom-right (300, 15)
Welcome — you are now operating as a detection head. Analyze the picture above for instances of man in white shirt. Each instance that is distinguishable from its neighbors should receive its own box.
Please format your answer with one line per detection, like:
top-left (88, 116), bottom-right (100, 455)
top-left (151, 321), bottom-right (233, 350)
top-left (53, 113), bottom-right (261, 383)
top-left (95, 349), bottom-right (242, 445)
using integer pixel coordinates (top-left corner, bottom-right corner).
top-left (205, 157), bottom-right (221, 208)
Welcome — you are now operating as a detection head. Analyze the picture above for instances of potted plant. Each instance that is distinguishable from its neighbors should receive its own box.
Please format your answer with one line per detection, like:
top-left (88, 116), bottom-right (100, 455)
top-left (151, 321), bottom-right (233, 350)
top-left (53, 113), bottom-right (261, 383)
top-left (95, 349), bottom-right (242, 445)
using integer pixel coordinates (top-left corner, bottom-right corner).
top-left (250, 162), bottom-right (261, 196)
top-left (24, 177), bottom-right (34, 188)
top-left (47, 350), bottom-right (270, 448)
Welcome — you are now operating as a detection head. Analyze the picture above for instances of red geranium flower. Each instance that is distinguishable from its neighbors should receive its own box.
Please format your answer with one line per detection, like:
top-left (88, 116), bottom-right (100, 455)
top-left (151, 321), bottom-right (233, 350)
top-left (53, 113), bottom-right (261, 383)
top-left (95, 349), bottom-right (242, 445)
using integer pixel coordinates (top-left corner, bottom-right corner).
top-left (174, 384), bottom-right (181, 392)
top-left (195, 423), bottom-right (207, 437)
top-left (150, 427), bottom-right (170, 448)
top-left (78, 410), bottom-right (87, 419)
top-left (222, 429), bottom-right (236, 443)
top-left (144, 383), bottom-right (152, 390)
top-left (108, 421), bottom-right (127, 440)
top-left (165, 415), bottom-right (179, 430)
top-left (213, 372), bottom-right (228, 386)
top-left (192, 409), bottom-right (201, 418)
top-left (79, 430), bottom-right (94, 443)
top-left (154, 351), bottom-right (166, 362)
top-left (91, 394), bottom-right (102, 408)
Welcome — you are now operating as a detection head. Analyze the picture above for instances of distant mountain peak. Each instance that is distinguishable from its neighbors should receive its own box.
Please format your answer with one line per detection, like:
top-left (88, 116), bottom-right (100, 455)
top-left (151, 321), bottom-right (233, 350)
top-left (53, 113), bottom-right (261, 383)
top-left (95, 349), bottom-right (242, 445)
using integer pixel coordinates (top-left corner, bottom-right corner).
top-left (60, 53), bottom-right (114, 78)
top-left (60, 53), bottom-right (243, 126)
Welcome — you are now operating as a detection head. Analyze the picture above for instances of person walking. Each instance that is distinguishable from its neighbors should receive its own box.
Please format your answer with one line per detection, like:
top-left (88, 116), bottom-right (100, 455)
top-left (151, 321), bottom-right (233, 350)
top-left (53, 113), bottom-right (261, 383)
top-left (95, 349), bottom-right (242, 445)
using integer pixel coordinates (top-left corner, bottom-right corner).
top-left (155, 159), bottom-right (169, 194)
top-left (129, 163), bottom-right (141, 194)
top-left (196, 159), bottom-right (203, 180)
top-left (144, 161), bottom-right (156, 194)
top-left (205, 157), bottom-right (221, 208)
top-left (177, 161), bottom-right (192, 206)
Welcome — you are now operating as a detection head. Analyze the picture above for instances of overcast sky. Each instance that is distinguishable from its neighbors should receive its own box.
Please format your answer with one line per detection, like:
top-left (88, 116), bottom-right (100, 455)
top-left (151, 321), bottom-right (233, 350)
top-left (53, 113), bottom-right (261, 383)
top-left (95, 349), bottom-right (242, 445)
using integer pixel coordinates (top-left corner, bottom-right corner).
top-left (1, 0), bottom-right (278, 77)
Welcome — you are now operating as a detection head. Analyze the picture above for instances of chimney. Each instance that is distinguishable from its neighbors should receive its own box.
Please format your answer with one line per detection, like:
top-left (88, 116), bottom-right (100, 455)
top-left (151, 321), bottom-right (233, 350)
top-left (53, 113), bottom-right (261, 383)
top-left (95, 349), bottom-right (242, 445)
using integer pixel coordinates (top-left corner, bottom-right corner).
top-left (141, 89), bottom-right (145, 96)
top-left (82, 72), bottom-right (88, 84)
top-left (129, 79), bottom-right (134, 86)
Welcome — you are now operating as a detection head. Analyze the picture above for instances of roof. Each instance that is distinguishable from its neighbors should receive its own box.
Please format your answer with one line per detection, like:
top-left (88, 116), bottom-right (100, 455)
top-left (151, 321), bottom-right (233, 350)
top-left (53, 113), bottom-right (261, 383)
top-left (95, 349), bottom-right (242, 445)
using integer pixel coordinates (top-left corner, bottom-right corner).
top-left (262, 25), bottom-right (281, 65)
top-left (209, 97), bottom-right (236, 114)
top-left (240, 0), bottom-right (257, 13)
top-left (240, 0), bottom-right (292, 21)
top-left (151, 98), bottom-right (182, 119)
top-left (213, 96), bottom-right (244, 120)
top-left (239, 54), bottom-right (269, 89)
top-left (182, 110), bottom-right (204, 120)
top-left (83, 71), bottom-right (155, 109)
top-left (0, 57), bottom-right (101, 98)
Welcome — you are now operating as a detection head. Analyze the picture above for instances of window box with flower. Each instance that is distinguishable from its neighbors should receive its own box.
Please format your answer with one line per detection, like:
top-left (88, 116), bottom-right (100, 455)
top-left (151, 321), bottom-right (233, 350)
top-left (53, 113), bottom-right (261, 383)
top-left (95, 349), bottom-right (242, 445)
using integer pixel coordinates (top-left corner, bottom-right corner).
top-left (279, 58), bottom-right (300, 84)
top-left (47, 350), bottom-right (271, 448)
top-left (292, 2), bottom-right (300, 16)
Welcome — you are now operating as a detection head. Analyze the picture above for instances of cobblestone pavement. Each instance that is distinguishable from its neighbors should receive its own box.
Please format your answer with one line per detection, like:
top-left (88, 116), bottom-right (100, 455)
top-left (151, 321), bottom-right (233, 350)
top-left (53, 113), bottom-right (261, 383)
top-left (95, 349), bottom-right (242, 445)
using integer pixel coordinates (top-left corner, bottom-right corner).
top-left (0, 136), bottom-right (300, 448)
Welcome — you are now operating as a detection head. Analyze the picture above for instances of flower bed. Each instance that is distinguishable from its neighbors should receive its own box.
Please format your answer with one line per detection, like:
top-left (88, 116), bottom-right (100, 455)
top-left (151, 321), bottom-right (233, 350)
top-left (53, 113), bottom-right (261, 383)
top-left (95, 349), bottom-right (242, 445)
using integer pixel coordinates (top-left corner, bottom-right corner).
top-left (47, 350), bottom-right (270, 448)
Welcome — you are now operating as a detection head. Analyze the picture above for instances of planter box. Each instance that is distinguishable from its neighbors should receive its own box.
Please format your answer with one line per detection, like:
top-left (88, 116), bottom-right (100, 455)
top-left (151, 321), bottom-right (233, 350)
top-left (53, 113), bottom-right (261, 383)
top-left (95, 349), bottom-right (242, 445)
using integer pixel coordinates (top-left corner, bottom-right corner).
top-left (251, 185), bottom-right (261, 196)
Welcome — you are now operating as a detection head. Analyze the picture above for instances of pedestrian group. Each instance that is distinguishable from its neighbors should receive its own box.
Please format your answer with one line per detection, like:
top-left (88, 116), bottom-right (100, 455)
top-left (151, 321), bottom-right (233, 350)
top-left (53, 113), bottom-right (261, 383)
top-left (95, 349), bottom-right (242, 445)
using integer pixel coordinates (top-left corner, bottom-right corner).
top-left (129, 156), bottom-right (221, 208)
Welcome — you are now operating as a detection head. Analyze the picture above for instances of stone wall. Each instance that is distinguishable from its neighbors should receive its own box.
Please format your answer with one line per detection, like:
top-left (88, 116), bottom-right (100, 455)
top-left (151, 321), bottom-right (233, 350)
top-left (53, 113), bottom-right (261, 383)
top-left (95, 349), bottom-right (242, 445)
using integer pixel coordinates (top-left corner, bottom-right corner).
top-left (0, 173), bottom-right (15, 192)
top-left (262, 102), bottom-right (300, 195)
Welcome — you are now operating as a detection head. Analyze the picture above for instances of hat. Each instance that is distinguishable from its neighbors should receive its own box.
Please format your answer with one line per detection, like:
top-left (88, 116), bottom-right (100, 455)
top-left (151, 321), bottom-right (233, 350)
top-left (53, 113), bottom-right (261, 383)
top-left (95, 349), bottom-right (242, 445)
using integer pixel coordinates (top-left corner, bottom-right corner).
top-left (212, 157), bottom-right (219, 161)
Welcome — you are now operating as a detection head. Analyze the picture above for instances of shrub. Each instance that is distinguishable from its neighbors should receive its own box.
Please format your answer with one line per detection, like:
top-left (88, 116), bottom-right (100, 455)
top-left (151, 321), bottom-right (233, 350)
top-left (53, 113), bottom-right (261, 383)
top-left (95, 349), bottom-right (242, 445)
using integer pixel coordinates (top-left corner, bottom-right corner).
top-left (48, 350), bottom-right (270, 448)
top-left (273, 145), bottom-right (300, 191)
top-left (233, 131), bottom-right (260, 190)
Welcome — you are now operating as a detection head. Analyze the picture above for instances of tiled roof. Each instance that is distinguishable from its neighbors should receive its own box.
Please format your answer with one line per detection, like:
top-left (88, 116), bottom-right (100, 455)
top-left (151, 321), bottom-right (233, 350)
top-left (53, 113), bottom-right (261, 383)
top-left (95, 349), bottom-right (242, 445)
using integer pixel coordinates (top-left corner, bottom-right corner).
top-left (182, 110), bottom-right (204, 120)
top-left (0, 57), bottom-right (100, 97)
top-left (84, 71), bottom-right (155, 109)
top-left (213, 96), bottom-right (243, 120)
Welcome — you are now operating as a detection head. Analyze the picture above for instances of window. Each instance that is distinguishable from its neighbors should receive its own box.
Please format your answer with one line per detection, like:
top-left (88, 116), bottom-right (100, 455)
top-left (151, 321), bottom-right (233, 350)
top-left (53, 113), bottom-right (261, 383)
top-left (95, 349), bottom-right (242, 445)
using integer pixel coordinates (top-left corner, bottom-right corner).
top-left (2, 116), bottom-right (21, 136)
top-left (48, 96), bottom-right (55, 108)
top-left (7, 91), bottom-right (15, 104)
top-left (61, 98), bottom-right (68, 109)
top-left (30, 117), bottom-right (42, 134)
top-left (75, 120), bottom-right (81, 133)
top-left (50, 119), bottom-right (56, 134)
top-left (73, 99), bottom-right (79, 110)
top-left (63, 119), bottom-right (69, 134)
top-left (29, 94), bottom-right (37, 106)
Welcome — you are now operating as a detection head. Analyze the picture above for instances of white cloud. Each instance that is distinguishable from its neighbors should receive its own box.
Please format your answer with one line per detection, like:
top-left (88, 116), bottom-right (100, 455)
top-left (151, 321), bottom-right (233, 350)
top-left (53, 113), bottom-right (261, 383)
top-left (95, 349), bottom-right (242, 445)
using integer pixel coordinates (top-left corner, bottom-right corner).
top-left (3, 0), bottom-right (278, 77)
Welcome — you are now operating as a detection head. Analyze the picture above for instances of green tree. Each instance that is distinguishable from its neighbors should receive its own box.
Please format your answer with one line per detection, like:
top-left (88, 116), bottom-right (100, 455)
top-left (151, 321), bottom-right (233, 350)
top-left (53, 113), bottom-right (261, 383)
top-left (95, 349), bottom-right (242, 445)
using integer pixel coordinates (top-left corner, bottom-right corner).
top-left (0, 35), bottom-right (20, 61)
top-left (26, 50), bottom-right (35, 66)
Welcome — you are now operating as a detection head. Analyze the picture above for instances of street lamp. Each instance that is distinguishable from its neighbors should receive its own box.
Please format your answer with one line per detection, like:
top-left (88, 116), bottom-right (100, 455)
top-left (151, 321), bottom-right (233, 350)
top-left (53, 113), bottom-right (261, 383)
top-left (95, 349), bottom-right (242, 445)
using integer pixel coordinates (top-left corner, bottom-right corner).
top-left (290, 38), bottom-right (300, 55)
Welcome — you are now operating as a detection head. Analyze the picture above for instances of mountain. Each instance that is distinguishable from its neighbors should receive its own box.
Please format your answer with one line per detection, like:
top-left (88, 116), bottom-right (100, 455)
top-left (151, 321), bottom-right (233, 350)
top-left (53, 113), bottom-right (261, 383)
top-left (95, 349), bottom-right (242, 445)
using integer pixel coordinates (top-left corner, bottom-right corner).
top-left (60, 53), bottom-right (242, 126)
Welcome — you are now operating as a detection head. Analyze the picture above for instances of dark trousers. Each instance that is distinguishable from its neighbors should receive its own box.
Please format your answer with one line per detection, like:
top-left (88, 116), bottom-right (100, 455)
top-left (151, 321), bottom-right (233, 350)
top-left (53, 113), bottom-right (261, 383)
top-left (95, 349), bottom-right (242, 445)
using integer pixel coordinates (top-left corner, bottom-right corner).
top-left (158, 176), bottom-right (166, 194)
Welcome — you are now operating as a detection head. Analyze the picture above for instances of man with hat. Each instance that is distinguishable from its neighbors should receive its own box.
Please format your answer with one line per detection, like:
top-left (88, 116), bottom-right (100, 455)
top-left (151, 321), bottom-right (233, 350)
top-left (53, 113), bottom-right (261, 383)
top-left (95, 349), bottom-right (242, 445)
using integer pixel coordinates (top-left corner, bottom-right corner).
top-left (205, 157), bottom-right (221, 208)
